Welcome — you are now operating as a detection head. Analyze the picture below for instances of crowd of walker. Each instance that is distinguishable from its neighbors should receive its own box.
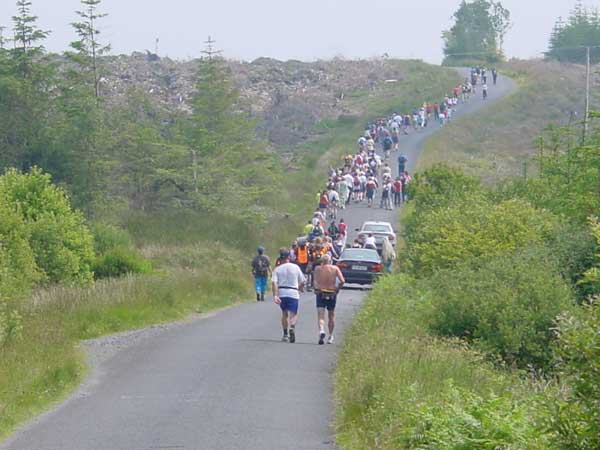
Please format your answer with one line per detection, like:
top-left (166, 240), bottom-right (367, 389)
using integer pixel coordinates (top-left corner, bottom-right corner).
top-left (251, 68), bottom-right (499, 345)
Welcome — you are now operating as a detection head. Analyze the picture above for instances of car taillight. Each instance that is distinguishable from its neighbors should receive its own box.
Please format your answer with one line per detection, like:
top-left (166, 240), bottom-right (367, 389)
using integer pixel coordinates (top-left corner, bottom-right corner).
top-left (372, 264), bottom-right (383, 272)
top-left (337, 262), bottom-right (349, 269)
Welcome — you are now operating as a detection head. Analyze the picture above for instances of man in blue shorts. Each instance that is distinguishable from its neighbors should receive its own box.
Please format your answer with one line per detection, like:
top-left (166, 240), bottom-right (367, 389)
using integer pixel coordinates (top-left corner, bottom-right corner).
top-left (313, 254), bottom-right (345, 345)
top-left (272, 249), bottom-right (306, 343)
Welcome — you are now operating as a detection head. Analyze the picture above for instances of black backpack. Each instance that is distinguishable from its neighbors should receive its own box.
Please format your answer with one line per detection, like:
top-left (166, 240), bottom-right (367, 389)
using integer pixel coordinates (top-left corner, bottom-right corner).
top-left (255, 256), bottom-right (269, 275)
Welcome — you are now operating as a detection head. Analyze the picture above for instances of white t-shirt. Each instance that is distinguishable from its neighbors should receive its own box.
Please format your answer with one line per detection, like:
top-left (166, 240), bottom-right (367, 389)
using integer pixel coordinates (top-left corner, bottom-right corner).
top-left (343, 173), bottom-right (354, 187)
top-left (365, 236), bottom-right (377, 247)
top-left (272, 263), bottom-right (305, 300)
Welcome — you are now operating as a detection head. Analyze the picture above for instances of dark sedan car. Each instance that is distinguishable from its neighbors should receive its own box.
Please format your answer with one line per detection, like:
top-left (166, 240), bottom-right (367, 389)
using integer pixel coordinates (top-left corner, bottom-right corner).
top-left (336, 248), bottom-right (383, 285)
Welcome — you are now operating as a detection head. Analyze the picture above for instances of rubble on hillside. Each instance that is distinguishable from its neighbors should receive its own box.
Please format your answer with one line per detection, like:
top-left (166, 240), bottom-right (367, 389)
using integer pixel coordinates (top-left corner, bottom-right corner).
top-left (99, 53), bottom-right (411, 147)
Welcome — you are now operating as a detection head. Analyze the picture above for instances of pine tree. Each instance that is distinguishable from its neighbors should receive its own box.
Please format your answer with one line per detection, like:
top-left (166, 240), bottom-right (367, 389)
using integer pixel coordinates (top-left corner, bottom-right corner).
top-left (181, 38), bottom-right (279, 221)
top-left (0, 26), bottom-right (7, 50)
top-left (11, 0), bottom-right (50, 78)
top-left (70, 0), bottom-right (110, 98)
top-left (547, 1), bottom-right (600, 64)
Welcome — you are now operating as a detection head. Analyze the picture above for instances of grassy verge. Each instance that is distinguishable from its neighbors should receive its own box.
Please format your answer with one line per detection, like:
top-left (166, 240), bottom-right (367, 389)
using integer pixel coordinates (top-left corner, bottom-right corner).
top-left (335, 275), bottom-right (552, 450)
top-left (0, 244), bottom-right (249, 439)
top-left (418, 60), bottom-right (596, 182)
top-left (0, 59), bottom-right (461, 441)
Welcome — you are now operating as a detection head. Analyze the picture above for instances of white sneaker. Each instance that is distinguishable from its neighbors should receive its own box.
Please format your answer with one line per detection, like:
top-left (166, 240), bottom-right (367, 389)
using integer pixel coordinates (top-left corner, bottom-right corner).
top-left (327, 335), bottom-right (335, 344)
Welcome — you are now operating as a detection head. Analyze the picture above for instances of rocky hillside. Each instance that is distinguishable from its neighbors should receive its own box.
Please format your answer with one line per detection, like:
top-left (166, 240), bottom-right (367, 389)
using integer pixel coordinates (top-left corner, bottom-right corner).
top-left (100, 53), bottom-right (418, 147)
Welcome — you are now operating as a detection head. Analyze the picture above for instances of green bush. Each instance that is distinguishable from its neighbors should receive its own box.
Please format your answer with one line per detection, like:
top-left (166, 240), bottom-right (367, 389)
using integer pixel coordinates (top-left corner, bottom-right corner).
top-left (93, 247), bottom-right (152, 279)
top-left (545, 221), bottom-right (597, 300)
top-left (0, 198), bottom-right (39, 345)
top-left (547, 302), bottom-right (600, 450)
top-left (91, 223), bottom-right (134, 255)
top-left (404, 197), bottom-right (557, 276)
top-left (0, 197), bottom-right (39, 298)
top-left (0, 168), bottom-right (94, 285)
top-left (406, 164), bottom-right (482, 213)
top-left (426, 249), bottom-right (575, 369)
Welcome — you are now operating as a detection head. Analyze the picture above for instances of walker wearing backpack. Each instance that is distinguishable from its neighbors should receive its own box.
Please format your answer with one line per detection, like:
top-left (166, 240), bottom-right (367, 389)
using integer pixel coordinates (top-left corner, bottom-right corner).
top-left (252, 247), bottom-right (271, 302)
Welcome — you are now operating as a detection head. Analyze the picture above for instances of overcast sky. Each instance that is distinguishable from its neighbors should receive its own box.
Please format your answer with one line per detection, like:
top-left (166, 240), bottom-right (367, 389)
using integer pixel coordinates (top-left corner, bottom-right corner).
top-left (0, 0), bottom-right (585, 63)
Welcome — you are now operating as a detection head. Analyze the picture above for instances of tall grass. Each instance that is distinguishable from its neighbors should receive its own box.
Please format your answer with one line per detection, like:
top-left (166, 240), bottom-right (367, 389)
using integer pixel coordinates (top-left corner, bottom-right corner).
top-left (0, 245), bottom-right (250, 439)
top-left (335, 276), bottom-right (551, 449)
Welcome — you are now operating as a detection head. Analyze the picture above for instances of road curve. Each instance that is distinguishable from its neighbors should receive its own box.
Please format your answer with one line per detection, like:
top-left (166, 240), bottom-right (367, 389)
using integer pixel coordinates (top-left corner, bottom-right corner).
top-left (1, 70), bottom-right (516, 450)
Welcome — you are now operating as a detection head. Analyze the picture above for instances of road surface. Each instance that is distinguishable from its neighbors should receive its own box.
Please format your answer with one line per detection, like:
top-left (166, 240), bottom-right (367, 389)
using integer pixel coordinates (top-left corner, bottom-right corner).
top-left (1, 71), bottom-right (516, 450)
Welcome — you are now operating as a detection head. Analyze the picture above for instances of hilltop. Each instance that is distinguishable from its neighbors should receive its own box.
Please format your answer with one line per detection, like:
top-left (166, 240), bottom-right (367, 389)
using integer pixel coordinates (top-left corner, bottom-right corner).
top-left (99, 53), bottom-right (428, 147)
top-left (419, 59), bottom-right (595, 181)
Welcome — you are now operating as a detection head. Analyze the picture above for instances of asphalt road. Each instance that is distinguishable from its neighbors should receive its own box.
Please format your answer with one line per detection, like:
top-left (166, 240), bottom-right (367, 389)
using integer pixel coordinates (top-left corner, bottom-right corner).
top-left (1, 71), bottom-right (516, 450)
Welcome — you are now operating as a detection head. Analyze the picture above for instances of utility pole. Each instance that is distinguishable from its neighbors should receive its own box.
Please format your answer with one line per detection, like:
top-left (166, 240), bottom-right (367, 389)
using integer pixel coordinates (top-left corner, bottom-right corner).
top-left (191, 149), bottom-right (198, 193)
top-left (155, 37), bottom-right (159, 55)
top-left (583, 46), bottom-right (591, 145)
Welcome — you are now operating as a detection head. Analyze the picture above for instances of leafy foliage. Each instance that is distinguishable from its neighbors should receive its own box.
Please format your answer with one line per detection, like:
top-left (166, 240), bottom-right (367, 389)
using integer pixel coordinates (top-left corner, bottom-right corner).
top-left (443, 0), bottom-right (511, 66)
top-left (548, 302), bottom-right (600, 449)
top-left (0, 168), bottom-right (94, 284)
top-left (425, 249), bottom-right (574, 369)
top-left (91, 223), bottom-right (150, 279)
top-left (0, 196), bottom-right (38, 345)
top-left (93, 247), bottom-right (151, 279)
top-left (405, 196), bottom-right (557, 276)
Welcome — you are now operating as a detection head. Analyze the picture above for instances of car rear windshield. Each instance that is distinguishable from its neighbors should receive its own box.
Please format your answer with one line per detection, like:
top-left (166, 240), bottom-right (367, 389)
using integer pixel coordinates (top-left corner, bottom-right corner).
top-left (340, 249), bottom-right (379, 262)
top-left (363, 224), bottom-right (392, 233)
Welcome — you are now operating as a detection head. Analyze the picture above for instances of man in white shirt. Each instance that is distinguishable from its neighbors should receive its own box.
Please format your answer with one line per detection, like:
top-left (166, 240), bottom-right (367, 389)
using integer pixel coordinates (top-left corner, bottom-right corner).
top-left (272, 250), bottom-right (306, 343)
top-left (364, 234), bottom-right (377, 250)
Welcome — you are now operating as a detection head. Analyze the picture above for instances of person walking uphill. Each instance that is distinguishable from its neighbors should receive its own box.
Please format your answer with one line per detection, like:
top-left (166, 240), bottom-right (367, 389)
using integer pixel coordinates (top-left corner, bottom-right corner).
top-left (314, 254), bottom-right (345, 345)
top-left (272, 249), bottom-right (306, 343)
top-left (251, 246), bottom-right (271, 302)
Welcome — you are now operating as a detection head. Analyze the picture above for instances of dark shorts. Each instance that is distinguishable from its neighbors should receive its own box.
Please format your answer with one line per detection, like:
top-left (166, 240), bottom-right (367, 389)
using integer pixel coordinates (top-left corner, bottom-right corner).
top-left (280, 297), bottom-right (299, 314)
top-left (297, 262), bottom-right (308, 274)
top-left (316, 292), bottom-right (337, 311)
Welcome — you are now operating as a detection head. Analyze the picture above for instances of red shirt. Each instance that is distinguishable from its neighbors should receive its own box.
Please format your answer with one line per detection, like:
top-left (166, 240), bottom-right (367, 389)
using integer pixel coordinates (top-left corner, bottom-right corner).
top-left (338, 223), bottom-right (347, 235)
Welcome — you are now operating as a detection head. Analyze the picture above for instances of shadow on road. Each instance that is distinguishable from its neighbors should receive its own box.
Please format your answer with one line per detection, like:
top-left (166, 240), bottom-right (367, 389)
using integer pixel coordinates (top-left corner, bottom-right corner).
top-left (238, 338), bottom-right (325, 346)
top-left (341, 285), bottom-right (373, 291)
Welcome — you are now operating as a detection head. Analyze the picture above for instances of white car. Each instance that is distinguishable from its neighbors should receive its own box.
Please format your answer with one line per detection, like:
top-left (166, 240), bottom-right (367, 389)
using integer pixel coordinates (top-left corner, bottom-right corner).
top-left (356, 221), bottom-right (397, 250)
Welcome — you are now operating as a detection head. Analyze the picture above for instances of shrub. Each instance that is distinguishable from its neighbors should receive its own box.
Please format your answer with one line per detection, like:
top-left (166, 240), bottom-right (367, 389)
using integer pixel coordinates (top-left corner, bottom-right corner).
top-left (545, 220), bottom-right (597, 300)
top-left (0, 198), bottom-right (38, 345)
top-left (405, 197), bottom-right (557, 276)
top-left (0, 198), bottom-right (39, 297)
top-left (426, 249), bottom-right (575, 369)
top-left (547, 302), bottom-right (600, 450)
top-left (0, 168), bottom-right (94, 285)
top-left (406, 164), bottom-right (481, 213)
top-left (93, 247), bottom-right (152, 279)
top-left (91, 223), bottom-right (134, 255)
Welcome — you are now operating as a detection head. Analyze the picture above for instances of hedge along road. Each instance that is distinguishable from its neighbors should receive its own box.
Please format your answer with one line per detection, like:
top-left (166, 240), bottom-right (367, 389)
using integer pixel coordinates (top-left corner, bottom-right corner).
top-left (1, 71), bottom-right (516, 450)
